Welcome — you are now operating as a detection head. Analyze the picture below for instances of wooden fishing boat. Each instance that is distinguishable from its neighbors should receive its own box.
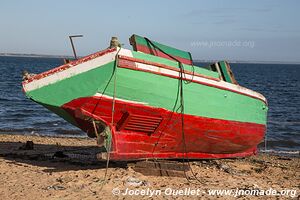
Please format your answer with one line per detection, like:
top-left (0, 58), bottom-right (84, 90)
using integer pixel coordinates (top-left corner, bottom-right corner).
top-left (22, 34), bottom-right (268, 160)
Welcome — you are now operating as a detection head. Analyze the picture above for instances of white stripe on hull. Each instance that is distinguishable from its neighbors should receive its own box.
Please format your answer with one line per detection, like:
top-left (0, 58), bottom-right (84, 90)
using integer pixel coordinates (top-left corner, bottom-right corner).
top-left (94, 94), bottom-right (148, 105)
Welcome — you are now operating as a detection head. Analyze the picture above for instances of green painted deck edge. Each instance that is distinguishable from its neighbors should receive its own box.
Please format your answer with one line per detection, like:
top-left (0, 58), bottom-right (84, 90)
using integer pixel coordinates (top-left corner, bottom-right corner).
top-left (132, 34), bottom-right (192, 60)
top-left (219, 61), bottom-right (232, 83)
top-left (131, 51), bottom-right (220, 79)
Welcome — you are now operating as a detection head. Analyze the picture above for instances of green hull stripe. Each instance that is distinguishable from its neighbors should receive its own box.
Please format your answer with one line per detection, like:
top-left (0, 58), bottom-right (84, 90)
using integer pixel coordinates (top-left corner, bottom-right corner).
top-left (26, 59), bottom-right (267, 125)
top-left (26, 62), bottom-right (116, 125)
top-left (106, 68), bottom-right (267, 125)
top-left (26, 62), bottom-right (115, 107)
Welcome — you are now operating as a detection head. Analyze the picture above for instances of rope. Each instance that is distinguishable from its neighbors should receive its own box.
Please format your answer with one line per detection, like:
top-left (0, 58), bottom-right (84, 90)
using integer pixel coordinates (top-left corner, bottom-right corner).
top-left (97, 47), bottom-right (121, 191)
top-left (148, 37), bottom-right (192, 155)
top-left (92, 120), bottom-right (99, 138)
top-left (144, 38), bottom-right (203, 184)
top-left (90, 48), bottom-right (122, 115)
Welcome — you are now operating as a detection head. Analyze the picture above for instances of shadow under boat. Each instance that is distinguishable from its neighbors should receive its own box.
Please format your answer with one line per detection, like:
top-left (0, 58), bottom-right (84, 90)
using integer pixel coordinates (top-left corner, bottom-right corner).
top-left (0, 141), bottom-right (128, 173)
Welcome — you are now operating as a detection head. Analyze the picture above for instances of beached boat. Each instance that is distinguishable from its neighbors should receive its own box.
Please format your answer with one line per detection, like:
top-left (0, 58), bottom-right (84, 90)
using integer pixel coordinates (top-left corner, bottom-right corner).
top-left (22, 34), bottom-right (268, 160)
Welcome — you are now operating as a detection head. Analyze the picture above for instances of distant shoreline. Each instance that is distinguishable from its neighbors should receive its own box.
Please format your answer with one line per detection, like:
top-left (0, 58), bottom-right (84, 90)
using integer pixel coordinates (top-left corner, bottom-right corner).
top-left (1, 53), bottom-right (299, 65)
top-left (0, 53), bottom-right (72, 59)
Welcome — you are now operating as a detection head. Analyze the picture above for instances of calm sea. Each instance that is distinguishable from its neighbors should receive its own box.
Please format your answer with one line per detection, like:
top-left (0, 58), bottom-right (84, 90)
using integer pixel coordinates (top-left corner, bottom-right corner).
top-left (0, 56), bottom-right (299, 151)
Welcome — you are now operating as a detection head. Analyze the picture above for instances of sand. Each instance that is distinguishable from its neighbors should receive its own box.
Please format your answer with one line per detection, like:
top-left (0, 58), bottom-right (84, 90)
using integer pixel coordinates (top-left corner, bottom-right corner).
top-left (0, 134), bottom-right (299, 200)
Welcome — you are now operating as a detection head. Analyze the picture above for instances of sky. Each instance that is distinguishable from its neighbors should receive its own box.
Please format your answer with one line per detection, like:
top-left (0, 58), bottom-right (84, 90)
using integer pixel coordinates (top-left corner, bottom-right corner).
top-left (0, 0), bottom-right (299, 62)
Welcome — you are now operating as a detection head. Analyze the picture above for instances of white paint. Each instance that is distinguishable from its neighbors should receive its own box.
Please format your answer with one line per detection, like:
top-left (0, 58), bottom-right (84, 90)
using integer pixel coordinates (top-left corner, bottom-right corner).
top-left (118, 48), bottom-right (133, 57)
top-left (94, 94), bottom-right (148, 105)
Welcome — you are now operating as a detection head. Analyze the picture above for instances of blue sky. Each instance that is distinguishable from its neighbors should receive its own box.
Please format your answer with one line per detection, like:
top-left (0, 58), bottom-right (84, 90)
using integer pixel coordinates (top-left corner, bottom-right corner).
top-left (1, 0), bottom-right (299, 62)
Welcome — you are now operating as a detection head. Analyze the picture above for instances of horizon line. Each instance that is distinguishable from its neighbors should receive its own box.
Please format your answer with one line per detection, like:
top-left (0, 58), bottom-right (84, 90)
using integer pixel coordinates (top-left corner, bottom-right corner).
top-left (1, 52), bottom-right (300, 65)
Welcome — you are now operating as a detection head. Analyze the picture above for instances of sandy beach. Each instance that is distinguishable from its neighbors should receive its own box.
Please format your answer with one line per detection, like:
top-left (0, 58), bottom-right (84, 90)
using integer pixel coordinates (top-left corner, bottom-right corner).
top-left (0, 134), bottom-right (299, 200)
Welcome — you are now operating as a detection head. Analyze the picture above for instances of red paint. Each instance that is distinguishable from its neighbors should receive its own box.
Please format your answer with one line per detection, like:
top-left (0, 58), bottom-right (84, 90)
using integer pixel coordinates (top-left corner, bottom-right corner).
top-left (23, 48), bottom-right (116, 84)
top-left (134, 44), bottom-right (193, 65)
top-left (62, 96), bottom-right (265, 161)
top-left (118, 56), bottom-right (266, 104)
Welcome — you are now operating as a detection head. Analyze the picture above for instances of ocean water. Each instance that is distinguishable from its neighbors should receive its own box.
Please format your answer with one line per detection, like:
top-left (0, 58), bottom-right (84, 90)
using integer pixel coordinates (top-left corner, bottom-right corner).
top-left (230, 62), bottom-right (300, 151)
top-left (0, 56), bottom-right (84, 137)
top-left (0, 56), bottom-right (299, 151)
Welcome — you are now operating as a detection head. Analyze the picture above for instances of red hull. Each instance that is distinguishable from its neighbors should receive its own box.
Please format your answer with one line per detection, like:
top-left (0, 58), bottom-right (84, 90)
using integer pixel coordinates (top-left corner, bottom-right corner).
top-left (62, 96), bottom-right (265, 160)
